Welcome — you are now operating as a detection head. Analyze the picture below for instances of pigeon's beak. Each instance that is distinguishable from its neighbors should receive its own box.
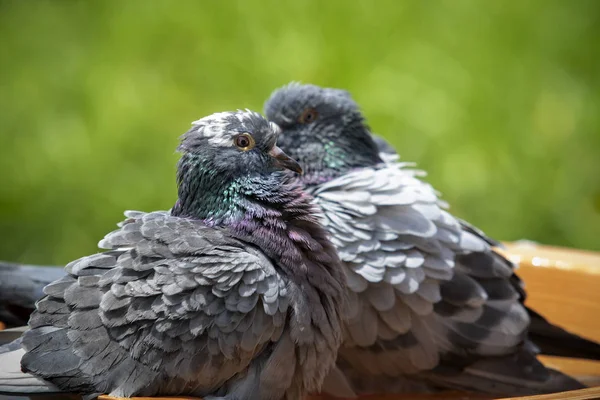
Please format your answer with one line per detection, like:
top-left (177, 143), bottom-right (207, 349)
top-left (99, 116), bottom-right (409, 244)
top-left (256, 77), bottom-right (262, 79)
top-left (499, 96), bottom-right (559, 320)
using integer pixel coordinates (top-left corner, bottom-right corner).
top-left (269, 146), bottom-right (303, 174)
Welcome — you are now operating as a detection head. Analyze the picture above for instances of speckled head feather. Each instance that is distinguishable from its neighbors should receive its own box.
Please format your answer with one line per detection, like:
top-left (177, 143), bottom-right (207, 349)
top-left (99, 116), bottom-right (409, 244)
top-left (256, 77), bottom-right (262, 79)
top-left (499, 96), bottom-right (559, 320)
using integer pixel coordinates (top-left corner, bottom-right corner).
top-left (180, 109), bottom-right (281, 152)
top-left (264, 83), bottom-right (383, 186)
top-left (172, 110), bottom-right (301, 222)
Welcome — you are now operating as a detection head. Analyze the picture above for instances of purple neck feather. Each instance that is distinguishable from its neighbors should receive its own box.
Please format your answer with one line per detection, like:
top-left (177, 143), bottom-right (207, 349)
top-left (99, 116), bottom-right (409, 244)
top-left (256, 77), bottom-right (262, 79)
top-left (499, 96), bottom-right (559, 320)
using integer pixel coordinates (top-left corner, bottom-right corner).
top-left (225, 178), bottom-right (337, 275)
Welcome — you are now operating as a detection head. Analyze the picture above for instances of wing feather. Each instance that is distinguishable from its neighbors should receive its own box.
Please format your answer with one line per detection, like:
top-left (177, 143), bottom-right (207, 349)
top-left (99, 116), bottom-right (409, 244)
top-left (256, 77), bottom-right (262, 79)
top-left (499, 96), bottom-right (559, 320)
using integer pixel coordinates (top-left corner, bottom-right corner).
top-left (18, 211), bottom-right (293, 397)
top-left (314, 164), bottom-right (533, 383)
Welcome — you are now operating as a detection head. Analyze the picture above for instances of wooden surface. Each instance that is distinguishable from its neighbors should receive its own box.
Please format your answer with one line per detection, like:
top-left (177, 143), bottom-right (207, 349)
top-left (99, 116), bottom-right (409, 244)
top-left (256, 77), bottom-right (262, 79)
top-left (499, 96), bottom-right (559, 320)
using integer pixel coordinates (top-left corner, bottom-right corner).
top-left (497, 242), bottom-right (600, 395)
top-left (98, 397), bottom-right (201, 400)
top-left (499, 386), bottom-right (600, 400)
top-left (538, 356), bottom-right (600, 380)
top-left (500, 242), bottom-right (600, 345)
top-left (98, 386), bottom-right (600, 400)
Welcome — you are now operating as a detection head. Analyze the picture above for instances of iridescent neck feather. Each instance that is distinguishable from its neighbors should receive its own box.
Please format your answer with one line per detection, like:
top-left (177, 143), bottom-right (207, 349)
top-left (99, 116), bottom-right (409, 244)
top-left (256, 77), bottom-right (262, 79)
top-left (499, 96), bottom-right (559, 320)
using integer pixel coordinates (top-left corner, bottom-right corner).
top-left (283, 123), bottom-right (383, 188)
top-left (171, 153), bottom-right (342, 288)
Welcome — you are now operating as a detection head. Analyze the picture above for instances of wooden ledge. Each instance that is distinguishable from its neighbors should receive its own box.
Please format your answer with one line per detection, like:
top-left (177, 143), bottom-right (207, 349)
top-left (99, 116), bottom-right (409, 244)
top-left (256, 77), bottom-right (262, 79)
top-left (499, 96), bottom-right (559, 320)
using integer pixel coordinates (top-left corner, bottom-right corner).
top-left (97, 386), bottom-right (600, 400)
top-left (498, 386), bottom-right (600, 399)
top-left (500, 241), bottom-right (600, 275)
top-left (499, 242), bottom-right (600, 345)
top-left (98, 397), bottom-right (201, 400)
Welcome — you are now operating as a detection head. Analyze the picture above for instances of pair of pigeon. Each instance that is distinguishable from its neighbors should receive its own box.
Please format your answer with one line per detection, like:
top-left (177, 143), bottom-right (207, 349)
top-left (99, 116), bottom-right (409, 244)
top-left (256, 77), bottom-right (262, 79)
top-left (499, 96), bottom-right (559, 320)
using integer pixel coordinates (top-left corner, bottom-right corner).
top-left (0, 83), bottom-right (598, 400)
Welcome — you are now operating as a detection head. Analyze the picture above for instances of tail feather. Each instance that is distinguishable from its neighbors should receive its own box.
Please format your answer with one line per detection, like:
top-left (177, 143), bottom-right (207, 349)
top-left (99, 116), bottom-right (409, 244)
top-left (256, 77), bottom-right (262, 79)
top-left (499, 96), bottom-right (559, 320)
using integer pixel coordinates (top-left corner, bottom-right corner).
top-left (527, 307), bottom-right (600, 361)
top-left (420, 349), bottom-right (585, 397)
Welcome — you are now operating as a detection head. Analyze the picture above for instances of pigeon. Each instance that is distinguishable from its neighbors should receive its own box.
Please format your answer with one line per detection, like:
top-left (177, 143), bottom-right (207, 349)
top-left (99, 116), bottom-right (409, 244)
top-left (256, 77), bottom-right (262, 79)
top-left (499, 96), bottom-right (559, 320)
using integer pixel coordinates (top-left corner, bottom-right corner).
top-left (264, 83), bottom-right (597, 397)
top-left (0, 110), bottom-right (347, 400)
top-left (0, 262), bottom-right (65, 328)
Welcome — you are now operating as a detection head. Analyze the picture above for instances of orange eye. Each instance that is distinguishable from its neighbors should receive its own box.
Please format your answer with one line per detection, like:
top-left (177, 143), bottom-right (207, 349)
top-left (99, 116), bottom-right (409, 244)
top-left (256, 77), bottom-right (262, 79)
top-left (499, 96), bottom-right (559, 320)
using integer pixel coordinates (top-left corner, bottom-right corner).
top-left (234, 133), bottom-right (255, 151)
top-left (298, 108), bottom-right (319, 124)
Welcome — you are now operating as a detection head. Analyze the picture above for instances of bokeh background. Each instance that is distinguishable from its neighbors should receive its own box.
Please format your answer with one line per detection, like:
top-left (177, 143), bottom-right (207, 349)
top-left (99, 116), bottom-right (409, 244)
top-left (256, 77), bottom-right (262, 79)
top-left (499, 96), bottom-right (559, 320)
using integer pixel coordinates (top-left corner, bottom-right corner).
top-left (1, 0), bottom-right (599, 265)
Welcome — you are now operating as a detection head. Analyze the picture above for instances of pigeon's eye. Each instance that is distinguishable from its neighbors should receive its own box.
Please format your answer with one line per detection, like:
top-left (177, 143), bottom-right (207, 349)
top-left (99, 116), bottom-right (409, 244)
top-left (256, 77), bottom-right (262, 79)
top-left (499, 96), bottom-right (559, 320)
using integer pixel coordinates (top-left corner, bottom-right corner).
top-left (234, 133), bottom-right (255, 151)
top-left (298, 108), bottom-right (319, 124)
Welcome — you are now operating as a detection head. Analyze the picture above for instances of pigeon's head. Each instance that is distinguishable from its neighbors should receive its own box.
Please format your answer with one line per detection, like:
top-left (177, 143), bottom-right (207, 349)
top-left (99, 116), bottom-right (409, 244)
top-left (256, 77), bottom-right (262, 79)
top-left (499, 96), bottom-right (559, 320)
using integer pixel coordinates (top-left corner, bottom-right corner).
top-left (264, 83), bottom-right (382, 186)
top-left (173, 110), bottom-right (304, 220)
top-left (177, 109), bottom-right (302, 178)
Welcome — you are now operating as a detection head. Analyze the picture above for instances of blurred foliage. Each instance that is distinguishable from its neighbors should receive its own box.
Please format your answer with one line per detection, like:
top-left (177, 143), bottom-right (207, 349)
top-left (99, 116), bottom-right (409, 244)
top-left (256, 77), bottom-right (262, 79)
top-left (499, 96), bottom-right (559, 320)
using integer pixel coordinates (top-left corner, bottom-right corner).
top-left (0, 0), bottom-right (599, 266)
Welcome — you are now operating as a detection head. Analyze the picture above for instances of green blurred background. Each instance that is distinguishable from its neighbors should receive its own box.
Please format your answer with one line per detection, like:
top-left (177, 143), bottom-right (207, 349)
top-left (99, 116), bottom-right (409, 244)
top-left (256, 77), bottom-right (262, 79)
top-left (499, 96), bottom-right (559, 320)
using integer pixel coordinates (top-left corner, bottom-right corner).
top-left (1, 0), bottom-right (599, 265)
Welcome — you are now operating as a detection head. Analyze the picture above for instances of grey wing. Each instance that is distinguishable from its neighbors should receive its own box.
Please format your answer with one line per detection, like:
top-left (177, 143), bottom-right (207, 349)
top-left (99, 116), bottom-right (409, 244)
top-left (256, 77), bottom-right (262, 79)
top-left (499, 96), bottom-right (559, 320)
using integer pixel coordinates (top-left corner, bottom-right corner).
top-left (0, 262), bottom-right (66, 327)
top-left (313, 165), bottom-right (581, 395)
top-left (372, 134), bottom-right (600, 362)
top-left (313, 166), bottom-right (466, 373)
top-left (17, 211), bottom-right (289, 398)
top-left (456, 221), bottom-right (600, 362)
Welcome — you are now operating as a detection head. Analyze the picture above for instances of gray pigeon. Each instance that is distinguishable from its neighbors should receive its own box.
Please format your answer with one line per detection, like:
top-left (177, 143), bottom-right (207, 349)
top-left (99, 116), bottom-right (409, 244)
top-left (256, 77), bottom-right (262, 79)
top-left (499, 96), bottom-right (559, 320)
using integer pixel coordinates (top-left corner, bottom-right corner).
top-left (264, 83), bottom-right (593, 397)
top-left (0, 110), bottom-right (347, 400)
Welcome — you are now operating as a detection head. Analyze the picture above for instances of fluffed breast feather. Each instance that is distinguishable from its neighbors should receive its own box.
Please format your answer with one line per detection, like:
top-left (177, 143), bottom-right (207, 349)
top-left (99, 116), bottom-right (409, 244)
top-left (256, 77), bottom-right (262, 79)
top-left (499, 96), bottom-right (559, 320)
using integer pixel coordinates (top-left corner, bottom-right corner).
top-left (311, 160), bottom-right (529, 375)
top-left (22, 211), bottom-right (293, 397)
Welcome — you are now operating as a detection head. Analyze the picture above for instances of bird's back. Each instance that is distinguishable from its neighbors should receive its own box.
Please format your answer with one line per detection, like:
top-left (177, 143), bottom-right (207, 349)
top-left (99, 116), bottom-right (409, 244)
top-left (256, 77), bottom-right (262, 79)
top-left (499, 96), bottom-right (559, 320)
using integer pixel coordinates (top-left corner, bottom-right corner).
top-left (312, 161), bottom-right (584, 396)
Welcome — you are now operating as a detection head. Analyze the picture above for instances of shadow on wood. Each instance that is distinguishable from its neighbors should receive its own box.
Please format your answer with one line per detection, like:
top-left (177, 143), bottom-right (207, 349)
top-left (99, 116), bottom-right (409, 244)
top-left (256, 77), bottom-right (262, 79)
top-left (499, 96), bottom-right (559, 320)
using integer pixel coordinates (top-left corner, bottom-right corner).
top-left (97, 386), bottom-right (600, 400)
